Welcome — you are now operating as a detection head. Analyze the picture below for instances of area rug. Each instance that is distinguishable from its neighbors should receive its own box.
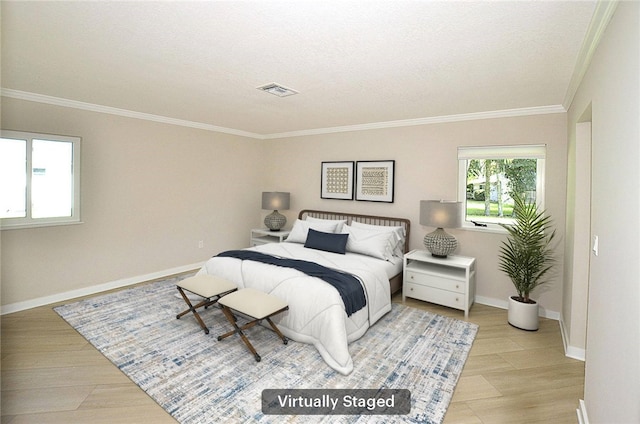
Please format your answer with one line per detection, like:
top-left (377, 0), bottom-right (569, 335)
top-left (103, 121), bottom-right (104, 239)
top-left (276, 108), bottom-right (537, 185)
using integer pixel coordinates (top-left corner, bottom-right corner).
top-left (54, 275), bottom-right (478, 423)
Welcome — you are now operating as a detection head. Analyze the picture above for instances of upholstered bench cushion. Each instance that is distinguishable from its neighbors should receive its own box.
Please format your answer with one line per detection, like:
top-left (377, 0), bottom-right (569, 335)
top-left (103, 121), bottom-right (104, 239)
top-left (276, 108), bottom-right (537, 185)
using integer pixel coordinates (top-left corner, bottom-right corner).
top-left (177, 275), bottom-right (236, 298)
top-left (218, 287), bottom-right (287, 320)
top-left (217, 288), bottom-right (289, 361)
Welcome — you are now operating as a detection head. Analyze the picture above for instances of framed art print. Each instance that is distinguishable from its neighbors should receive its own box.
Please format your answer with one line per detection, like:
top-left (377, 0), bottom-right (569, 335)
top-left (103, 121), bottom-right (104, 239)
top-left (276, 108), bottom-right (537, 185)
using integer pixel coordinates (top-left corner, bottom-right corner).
top-left (321, 161), bottom-right (354, 200)
top-left (355, 160), bottom-right (395, 202)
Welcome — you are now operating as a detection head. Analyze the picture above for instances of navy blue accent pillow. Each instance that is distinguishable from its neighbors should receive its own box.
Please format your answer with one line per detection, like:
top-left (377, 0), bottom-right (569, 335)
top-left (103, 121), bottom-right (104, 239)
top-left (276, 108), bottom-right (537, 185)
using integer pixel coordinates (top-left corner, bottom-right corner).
top-left (304, 228), bottom-right (348, 254)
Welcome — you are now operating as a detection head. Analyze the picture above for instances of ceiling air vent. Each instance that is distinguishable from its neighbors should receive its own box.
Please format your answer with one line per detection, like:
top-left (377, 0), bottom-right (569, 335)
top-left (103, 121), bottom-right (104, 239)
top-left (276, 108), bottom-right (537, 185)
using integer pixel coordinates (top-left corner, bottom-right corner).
top-left (257, 83), bottom-right (298, 98)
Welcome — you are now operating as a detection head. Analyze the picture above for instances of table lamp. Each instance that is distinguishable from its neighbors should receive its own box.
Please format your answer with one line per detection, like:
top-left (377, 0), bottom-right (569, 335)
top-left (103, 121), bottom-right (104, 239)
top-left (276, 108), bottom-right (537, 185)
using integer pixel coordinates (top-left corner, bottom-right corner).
top-left (420, 200), bottom-right (462, 258)
top-left (262, 192), bottom-right (290, 231)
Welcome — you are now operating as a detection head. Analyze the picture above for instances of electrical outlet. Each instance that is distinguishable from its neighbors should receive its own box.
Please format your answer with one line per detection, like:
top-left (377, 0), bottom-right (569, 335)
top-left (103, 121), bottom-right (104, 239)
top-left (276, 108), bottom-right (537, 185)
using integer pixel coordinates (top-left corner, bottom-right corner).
top-left (198, 240), bottom-right (204, 249)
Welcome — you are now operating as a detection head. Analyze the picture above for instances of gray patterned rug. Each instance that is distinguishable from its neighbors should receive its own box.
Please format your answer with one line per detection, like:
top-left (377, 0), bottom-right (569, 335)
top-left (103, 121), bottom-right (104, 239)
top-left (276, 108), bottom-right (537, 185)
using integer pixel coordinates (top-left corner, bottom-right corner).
top-left (54, 275), bottom-right (478, 423)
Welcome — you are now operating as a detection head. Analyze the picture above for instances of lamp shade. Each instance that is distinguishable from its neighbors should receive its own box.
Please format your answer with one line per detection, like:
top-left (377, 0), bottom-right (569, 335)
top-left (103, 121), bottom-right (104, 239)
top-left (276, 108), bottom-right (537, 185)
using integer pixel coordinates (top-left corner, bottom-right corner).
top-left (420, 200), bottom-right (462, 258)
top-left (262, 192), bottom-right (290, 211)
top-left (420, 200), bottom-right (462, 229)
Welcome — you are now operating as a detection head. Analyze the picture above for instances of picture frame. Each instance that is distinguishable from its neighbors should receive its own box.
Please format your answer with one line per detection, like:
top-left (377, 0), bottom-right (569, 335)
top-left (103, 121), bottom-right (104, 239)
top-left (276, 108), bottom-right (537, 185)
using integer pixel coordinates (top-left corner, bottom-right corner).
top-left (321, 161), bottom-right (355, 200)
top-left (355, 160), bottom-right (395, 203)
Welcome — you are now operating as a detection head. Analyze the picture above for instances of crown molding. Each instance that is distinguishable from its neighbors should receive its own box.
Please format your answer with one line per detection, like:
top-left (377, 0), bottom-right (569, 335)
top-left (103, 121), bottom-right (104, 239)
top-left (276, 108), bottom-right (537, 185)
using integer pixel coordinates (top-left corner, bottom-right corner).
top-left (563, 0), bottom-right (619, 109)
top-left (262, 105), bottom-right (567, 139)
top-left (2, 88), bottom-right (565, 140)
top-left (0, 88), bottom-right (265, 139)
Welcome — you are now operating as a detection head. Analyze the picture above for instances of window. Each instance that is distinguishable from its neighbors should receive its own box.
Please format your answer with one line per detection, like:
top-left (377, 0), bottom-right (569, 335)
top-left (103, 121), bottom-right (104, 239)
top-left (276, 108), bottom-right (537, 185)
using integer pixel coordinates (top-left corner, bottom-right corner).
top-left (1, 130), bottom-right (81, 229)
top-left (457, 145), bottom-right (545, 231)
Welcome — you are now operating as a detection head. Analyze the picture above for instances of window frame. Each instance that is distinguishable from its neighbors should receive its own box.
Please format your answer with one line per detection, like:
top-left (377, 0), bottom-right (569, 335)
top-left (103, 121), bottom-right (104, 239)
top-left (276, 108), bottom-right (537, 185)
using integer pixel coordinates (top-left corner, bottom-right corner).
top-left (1, 130), bottom-right (81, 230)
top-left (457, 144), bottom-right (546, 233)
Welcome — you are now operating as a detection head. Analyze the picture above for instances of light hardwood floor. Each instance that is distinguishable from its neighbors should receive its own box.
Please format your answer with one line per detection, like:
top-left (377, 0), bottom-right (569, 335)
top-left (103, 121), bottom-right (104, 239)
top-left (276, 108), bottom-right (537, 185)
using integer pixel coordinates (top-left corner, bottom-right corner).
top-left (1, 279), bottom-right (584, 423)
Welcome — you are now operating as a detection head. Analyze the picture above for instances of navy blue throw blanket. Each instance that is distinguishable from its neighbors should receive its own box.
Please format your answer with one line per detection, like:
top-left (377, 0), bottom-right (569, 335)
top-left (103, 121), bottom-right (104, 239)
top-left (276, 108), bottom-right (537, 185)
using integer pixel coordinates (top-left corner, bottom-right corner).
top-left (217, 250), bottom-right (366, 316)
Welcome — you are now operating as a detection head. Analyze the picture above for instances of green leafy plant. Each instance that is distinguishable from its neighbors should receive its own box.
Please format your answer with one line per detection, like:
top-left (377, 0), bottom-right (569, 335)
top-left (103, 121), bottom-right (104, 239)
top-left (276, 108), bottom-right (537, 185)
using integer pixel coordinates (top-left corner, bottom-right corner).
top-left (498, 195), bottom-right (556, 303)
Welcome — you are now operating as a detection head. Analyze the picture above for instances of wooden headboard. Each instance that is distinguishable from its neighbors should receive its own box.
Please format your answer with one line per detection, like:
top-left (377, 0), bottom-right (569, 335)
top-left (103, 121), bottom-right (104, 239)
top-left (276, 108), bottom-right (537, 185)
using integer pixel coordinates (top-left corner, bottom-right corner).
top-left (298, 209), bottom-right (411, 254)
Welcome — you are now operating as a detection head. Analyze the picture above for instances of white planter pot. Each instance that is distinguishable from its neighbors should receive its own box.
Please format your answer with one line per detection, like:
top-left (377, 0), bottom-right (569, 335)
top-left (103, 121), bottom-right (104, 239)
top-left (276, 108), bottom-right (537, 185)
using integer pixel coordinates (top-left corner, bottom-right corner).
top-left (507, 296), bottom-right (539, 331)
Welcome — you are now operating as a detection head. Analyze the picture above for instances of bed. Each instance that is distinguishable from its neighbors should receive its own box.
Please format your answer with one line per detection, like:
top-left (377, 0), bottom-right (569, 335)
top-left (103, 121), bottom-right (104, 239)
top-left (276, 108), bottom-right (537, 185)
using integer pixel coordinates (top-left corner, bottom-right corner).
top-left (197, 210), bottom-right (411, 375)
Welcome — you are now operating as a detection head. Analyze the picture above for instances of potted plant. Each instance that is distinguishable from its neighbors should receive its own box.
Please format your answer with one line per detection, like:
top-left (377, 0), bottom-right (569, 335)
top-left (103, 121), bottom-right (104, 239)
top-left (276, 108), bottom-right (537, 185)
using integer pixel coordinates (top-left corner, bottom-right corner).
top-left (498, 195), bottom-right (556, 331)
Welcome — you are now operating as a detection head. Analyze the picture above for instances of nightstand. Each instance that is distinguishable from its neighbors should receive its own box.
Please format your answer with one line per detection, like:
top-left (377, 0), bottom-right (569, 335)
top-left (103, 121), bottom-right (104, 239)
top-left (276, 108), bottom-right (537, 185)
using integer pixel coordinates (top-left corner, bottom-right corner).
top-left (250, 228), bottom-right (291, 246)
top-left (403, 249), bottom-right (476, 318)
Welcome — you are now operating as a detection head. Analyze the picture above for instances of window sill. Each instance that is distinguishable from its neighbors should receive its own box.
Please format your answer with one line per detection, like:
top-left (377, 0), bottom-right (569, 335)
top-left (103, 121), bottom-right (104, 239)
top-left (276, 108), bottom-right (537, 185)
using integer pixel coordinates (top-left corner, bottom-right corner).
top-left (1, 220), bottom-right (84, 230)
top-left (460, 223), bottom-right (508, 235)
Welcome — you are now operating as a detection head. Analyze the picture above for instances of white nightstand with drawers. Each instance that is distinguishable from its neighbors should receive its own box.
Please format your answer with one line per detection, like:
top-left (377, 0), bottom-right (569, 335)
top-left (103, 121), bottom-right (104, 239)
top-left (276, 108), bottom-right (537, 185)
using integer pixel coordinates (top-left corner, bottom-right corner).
top-left (403, 249), bottom-right (476, 318)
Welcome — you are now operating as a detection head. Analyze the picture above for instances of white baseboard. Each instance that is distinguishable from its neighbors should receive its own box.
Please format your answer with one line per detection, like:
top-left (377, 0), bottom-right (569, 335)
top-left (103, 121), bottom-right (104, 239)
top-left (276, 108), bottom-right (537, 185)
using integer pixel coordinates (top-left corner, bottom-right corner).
top-left (474, 295), bottom-right (509, 310)
top-left (559, 313), bottom-right (587, 361)
top-left (0, 262), bottom-right (204, 315)
top-left (475, 295), bottom-right (560, 320)
top-left (577, 399), bottom-right (589, 424)
top-left (565, 345), bottom-right (586, 361)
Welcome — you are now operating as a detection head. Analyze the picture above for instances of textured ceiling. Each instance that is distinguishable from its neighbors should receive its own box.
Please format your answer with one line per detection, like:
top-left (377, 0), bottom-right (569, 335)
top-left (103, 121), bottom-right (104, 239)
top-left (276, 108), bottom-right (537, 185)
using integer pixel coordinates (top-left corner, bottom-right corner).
top-left (1, 1), bottom-right (597, 137)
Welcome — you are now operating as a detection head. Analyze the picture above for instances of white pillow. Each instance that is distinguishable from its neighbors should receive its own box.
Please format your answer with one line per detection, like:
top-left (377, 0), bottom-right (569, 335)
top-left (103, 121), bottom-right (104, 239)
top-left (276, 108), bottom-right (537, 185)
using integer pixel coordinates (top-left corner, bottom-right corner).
top-left (286, 219), bottom-right (339, 243)
top-left (341, 225), bottom-right (396, 261)
top-left (351, 221), bottom-right (405, 257)
top-left (305, 216), bottom-right (348, 233)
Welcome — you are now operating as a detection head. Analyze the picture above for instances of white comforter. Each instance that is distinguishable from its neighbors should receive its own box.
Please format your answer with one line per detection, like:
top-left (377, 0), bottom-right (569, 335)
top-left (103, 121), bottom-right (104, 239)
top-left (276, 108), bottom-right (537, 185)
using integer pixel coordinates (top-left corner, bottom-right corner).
top-left (197, 242), bottom-right (392, 375)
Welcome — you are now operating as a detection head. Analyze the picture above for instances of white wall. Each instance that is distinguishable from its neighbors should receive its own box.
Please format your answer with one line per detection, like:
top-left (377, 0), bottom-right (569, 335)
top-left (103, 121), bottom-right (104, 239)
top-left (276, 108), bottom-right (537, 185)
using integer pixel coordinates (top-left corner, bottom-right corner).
top-left (1, 100), bottom-right (568, 318)
top-left (567, 1), bottom-right (640, 422)
top-left (1, 97), bottom-right (265, 308)
top-left (264, 113), bottom-right (568, 315)
top-left (563, 119), bottom-right (592, 360)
